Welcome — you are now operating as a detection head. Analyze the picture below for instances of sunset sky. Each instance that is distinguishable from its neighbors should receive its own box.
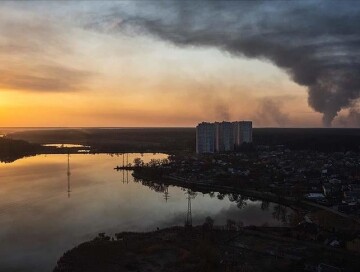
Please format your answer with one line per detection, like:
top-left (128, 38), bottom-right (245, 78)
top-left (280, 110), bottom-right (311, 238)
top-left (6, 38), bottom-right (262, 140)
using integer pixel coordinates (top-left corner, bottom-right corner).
top-left (1, 1), bottom-right (359, 127)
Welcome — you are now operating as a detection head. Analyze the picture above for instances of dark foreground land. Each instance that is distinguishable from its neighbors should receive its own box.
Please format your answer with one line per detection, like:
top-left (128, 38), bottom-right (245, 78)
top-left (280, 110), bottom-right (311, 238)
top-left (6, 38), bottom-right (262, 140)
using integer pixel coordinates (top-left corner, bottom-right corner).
top-left (54, 226), bottom-right (360, 272)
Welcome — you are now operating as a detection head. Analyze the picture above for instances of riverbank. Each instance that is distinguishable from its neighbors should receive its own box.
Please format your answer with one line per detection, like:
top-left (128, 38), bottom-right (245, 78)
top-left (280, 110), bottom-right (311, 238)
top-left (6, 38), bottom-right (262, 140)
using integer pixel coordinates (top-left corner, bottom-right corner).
top-left (133, 170), bottom-right (308, 210)
top-left (164, 174), bottom-right (302, 208)
top-left (132, 169), bottom-right (360, 229)
top-left (165, 174), bottom-right (360, 227)
top-left (54, 225), bottom-right (360, 272)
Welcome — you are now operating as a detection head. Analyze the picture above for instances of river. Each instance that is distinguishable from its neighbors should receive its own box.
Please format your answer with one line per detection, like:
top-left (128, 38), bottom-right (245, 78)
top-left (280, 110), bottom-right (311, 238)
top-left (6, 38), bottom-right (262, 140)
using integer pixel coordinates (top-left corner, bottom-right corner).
top-left (0, 153), bottom-right (294, 271)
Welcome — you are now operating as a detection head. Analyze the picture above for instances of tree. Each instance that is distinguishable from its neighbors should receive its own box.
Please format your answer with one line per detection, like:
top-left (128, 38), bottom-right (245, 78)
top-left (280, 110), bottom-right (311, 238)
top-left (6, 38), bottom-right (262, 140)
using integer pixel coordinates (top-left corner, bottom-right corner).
top-left (217, 193), bottom-right (225, 200)
top-left (272, 204), bottom-right (288, 223)
top-left (237, 220), bottom-right (244, 229)
top-left (236, 196), bottom-right (247, 209)
top-left (148, 159), bottom-right (161, 167)
top-left (161, 158), bottom-right (169, 165)
top-left (228, 193), bottom-right (239, 202)
top-left (260, 201), bottom-right (270, 211)
top-left (204, 216), bottom-right (215, 230)
top-left (133, 157), bottom-right (144, 167)
top-left (226, 219), bottom-right (236, 231)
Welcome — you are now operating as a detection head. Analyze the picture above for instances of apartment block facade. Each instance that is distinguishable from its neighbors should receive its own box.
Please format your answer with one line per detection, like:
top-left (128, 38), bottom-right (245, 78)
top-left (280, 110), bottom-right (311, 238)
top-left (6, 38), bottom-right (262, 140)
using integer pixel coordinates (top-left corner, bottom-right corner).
top-left (196, 121), bottom-right (252, 153)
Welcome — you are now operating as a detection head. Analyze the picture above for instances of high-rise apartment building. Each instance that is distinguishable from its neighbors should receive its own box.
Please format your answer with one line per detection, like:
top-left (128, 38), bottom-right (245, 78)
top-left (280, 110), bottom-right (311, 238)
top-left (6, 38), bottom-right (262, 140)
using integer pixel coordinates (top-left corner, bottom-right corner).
top-left (233, 121), bottom-right (252, 145)
top-left (196, 122), bottom-right (216, 154)
top-left (215, 122), bottom-right (234, 152)
top-left (240, 121), bottom-right (253, 143)
top-left (196, 121), bottom-right (252, 154)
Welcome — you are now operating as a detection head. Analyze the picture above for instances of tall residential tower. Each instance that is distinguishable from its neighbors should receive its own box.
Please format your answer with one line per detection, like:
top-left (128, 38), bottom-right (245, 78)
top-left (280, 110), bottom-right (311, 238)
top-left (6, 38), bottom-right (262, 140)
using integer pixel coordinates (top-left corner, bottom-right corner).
top-left (196, 122), bottom-right (216, 154)
top-left (196, 121), bottom-right (252, 154)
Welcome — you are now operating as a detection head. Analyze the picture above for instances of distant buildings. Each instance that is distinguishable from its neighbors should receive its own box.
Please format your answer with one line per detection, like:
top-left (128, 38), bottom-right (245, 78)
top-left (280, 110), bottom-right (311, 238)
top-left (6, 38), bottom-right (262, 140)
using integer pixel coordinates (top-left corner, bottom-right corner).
top-left (196, 121), bottom-right (253, 153)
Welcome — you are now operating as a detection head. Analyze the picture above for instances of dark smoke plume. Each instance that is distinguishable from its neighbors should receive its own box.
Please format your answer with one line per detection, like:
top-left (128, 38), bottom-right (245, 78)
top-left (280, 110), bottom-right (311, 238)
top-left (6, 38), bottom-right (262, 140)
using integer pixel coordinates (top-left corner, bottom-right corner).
top-left (92, 1), bottom-right (360, 126)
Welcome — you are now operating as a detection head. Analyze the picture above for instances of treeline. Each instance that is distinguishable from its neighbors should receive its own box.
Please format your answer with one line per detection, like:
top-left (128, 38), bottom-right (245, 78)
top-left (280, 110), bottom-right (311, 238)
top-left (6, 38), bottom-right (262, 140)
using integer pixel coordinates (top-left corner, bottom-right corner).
top-left (8, 128), bottom-right (195, 153)
top-left (7, 127), bottom-right (360, 153)
top-left (254, 128), bottom-right (360, 152)
top-left (0, 138), bottom-right (48, 163)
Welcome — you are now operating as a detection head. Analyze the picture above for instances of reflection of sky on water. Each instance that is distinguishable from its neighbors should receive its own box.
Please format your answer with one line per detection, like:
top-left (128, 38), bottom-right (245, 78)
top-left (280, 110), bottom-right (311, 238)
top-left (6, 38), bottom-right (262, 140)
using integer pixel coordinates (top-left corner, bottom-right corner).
top-left (0, 154), bottom-right (292, 271)
top-left (42, 143), bottom-right (90, 148)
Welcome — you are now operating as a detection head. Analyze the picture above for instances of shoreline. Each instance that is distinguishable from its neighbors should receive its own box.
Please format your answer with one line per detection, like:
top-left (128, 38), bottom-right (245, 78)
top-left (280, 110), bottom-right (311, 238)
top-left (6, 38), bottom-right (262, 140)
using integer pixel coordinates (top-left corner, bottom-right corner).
top-left (132, 170), bottom-right (360, 227)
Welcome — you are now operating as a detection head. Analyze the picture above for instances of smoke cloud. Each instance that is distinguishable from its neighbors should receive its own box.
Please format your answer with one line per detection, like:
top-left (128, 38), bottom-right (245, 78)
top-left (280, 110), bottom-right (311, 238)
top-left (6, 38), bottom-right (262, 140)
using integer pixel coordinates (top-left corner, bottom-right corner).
top-left (255, 98), bottom-right (290, 126)
top-left (90, 1), bottom-right (360, 127)
top-left (336, 101), bottom-right (360, 127)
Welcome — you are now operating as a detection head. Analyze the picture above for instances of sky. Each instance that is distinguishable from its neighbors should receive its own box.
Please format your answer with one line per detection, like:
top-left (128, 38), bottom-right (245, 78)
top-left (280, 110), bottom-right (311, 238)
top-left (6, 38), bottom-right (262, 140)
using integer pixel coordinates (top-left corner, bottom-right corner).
top-left (0, 1), bottom-right (360, 128)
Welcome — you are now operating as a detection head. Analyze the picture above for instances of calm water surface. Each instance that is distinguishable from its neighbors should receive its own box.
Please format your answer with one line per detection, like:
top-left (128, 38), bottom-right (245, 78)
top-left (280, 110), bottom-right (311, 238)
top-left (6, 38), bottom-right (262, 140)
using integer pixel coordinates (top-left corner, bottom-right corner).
top-left (0, 153), bottom-right (293, 271)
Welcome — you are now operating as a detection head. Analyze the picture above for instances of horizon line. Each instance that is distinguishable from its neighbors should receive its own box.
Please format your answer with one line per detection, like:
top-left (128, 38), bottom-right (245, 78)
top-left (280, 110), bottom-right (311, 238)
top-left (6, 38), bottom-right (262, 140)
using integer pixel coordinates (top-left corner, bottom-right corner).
top-left (1, 126), bottom-right (360, 129)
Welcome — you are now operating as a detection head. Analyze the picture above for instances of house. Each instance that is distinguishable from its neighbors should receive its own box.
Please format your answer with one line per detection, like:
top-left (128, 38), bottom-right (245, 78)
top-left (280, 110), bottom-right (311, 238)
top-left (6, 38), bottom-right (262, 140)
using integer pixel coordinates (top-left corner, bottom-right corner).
top-left (322, 184), bottom-right (332, 196)
top-left (347, 237), bottom-right (360, 253)
top-left (343, 191), bottom-right (360, 204)
top-left (329, 178), bottom-right (341, 185)
top-left (322, 183), bottom-right (341, 197)
top-left (305, 193), bottom-right (326, 201)
top-left (349, 184), bottom-right (360, 192)
top-left (338, 203), bottom-right (359, 214)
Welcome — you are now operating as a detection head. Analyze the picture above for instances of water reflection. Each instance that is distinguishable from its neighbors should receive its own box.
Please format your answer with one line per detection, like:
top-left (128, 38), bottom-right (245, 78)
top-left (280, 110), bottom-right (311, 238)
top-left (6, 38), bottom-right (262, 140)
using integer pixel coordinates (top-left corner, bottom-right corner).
top-left (164, 186), bottom-right (170, 202)
top-left (185, 190), bottom-right (197, 227)
top-left (0, 153), bottom-right (296, 271)
top-left (67, 153), bottom-right (71, 198)
top-left (42, 144), bottom-right (90, 148)
top-left (132, 176), bottom-right (298, 228)
top-left (114, 153), bottom-right (131, 183)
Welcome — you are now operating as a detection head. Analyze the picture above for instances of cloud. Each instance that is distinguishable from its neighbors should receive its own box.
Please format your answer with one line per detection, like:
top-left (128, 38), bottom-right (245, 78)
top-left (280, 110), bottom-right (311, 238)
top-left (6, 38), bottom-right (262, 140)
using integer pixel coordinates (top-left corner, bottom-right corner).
top-left (0, 6), bottom-right (70, 56)
top-left (0, 65), bottom-right (92, 92)
top-left (0, 5), bottom-right (93, 93)
top-left (88, 1), bottom-right (360, 127)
